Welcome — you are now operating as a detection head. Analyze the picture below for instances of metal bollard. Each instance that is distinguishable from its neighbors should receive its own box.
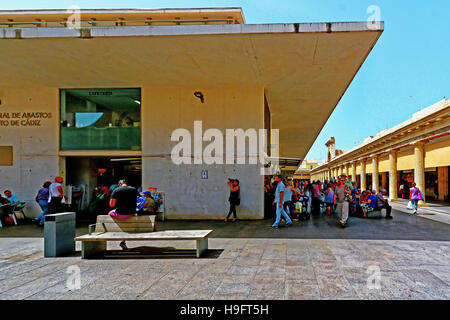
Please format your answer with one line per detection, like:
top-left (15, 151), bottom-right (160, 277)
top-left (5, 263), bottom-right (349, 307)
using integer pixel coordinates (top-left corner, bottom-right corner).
top-left (44, 212), bottom-right (76, 257)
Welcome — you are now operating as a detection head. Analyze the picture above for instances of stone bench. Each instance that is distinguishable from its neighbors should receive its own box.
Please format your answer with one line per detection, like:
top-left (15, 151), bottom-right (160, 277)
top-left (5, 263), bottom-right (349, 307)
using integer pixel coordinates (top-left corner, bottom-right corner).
top-left (75, 215), bottom-right (213, 259)
top-left (366, 208), bottom-right (387, 218)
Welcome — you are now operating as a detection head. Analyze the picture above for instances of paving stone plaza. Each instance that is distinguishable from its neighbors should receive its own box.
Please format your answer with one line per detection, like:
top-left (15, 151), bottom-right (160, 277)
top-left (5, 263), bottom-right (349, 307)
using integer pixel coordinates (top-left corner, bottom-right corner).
top-left (1, 209), bottom-right (449, 300)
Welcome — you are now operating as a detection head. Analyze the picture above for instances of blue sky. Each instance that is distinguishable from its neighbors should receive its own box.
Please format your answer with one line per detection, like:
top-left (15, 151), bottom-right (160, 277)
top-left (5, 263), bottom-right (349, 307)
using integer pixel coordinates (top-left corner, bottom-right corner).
top-left (3, 1), bottom-right (449, 161)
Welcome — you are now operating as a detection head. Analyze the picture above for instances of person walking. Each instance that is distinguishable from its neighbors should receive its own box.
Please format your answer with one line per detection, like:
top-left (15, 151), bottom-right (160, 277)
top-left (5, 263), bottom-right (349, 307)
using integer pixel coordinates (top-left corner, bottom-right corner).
top-left (283, 179), bottom-right (301, 220)
top-left (48, 177), bottom-right (66, 215)
top-left (402, 181), bottom-right (411, 199)
top-left (225, 179), bottom-right (240, 222)
top-left (311, 180), bottom-right (322, 215)
top-left (324, 184), bottom-right (335, 215)
top-left (33, 181), bottom-right (51, 226)
top-left (271, 175), bottom-right (292, 228)
top-left (409, 182), bottom-right (423, 215)
top-left (335, 176), bottom-right (351, 227)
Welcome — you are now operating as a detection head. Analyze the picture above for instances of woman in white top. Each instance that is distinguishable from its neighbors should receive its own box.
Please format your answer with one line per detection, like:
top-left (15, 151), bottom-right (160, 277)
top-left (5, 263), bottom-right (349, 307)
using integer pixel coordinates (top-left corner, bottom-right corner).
top-left (48, 176), bottom-right (66, 215)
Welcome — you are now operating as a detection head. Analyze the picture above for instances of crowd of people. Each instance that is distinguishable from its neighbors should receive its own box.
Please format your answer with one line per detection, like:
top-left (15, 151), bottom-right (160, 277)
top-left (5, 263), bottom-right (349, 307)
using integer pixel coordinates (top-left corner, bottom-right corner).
top-left (0, 177), bottom-right (162, 229)
top-left (264, 173), bottom-right (397, 228)
top-left (1, 173), bottom-right (425, 229)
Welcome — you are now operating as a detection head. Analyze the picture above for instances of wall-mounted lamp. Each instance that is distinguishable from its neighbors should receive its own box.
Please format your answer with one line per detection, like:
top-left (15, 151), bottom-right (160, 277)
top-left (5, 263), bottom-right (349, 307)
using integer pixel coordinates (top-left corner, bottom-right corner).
top-left (194, 91), bottom-right (204, 103)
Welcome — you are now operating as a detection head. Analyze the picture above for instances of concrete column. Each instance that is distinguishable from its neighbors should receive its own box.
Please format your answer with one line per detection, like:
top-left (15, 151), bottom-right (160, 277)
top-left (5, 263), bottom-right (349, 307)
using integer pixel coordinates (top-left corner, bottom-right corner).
top-left (351, 162), bottom-right (357, 182)
top-left (414, 141), bottom-right (426, 203)
top-left (344, 164), bottom-right (349, 177)
top-left (360, 159), bottom-right (366, 191)
top-left (389, 150), bottom-right (398, 201)
top-left (372, 155), bottom-right (379, 193)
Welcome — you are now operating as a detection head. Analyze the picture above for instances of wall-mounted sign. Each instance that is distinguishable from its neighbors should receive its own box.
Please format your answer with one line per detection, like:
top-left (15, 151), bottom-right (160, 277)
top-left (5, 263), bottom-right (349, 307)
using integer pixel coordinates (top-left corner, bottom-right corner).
top-left (201, 170), bottom-right (208, 179)
top-left (0, 112), bottom-right (52, 127)
top-left (89, 91), bottom-right (113, 96)
top-left (0, 146), bottom-right (13, 166)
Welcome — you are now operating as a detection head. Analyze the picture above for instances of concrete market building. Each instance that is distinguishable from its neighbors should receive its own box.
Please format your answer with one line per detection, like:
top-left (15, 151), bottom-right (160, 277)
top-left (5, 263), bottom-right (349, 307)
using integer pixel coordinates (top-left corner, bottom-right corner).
top-left (310, 98), bottom-right (450, 203)
top-left (0, 8), bottom-right (383, 219)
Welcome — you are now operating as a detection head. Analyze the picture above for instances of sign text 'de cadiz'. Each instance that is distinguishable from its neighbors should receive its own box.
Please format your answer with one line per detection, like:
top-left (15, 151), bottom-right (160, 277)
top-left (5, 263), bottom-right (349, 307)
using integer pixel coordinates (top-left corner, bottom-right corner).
top-left (0, 112), bottom-right (52, 127)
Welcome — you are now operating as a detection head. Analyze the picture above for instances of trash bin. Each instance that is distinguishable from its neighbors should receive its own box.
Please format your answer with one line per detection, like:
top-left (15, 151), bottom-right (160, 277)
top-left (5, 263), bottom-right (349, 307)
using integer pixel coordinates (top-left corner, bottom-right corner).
top-left (44, 212), bottom-right (76, 257)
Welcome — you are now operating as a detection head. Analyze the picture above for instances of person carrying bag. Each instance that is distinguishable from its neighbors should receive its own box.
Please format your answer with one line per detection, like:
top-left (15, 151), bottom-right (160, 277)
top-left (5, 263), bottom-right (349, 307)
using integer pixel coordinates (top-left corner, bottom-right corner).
top-left (409, 182), bottom-right (422, 215)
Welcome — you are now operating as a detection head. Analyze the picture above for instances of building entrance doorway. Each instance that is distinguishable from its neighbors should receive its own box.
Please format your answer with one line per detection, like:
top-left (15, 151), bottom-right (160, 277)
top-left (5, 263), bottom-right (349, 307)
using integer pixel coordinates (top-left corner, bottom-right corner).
top-left (65, 156), bottom-right (142, 217)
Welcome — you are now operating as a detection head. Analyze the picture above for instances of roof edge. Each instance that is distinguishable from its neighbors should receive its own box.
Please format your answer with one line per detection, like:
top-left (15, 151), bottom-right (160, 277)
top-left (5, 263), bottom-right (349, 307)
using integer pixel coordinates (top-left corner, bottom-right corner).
top-left (0, 7), bottom-right (245, 14)
top-left (0, 21), bottom-right (384, 39)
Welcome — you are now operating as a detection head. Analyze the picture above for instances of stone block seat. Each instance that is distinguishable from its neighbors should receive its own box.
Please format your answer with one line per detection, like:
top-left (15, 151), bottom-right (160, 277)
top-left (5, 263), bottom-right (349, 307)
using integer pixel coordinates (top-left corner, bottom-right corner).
top-left (365, 208), bottom-right (387, 219)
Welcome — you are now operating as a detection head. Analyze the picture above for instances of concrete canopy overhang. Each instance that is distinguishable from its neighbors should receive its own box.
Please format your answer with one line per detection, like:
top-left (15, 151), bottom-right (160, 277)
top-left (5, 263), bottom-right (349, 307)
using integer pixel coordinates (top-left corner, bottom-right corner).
top-left (0, 7), bottom-right (246, 25)
top-left (0, 22), bottom-right (383, 159)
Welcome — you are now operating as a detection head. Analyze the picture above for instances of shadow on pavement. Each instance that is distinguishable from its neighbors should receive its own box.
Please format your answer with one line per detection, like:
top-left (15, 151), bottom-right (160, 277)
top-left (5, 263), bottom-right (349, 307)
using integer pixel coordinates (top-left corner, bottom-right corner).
top-left (99, 247), bottom-right (224, 259)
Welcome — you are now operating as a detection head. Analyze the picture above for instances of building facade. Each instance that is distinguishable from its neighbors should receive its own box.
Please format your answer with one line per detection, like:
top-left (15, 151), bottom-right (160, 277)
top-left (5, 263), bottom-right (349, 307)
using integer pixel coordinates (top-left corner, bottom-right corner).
top-left (310, 99), bottom-right (450, 203)
top-left (0, 8), bottom-right (383, 219)
top-left (293, 160), bottom-right (320, 180)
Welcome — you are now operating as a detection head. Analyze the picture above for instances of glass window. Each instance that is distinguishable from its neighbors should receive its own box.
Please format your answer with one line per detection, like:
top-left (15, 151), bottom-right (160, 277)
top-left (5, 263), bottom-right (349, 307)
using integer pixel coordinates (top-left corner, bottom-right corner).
top-left (60, 89), bottom-right (141, 150)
